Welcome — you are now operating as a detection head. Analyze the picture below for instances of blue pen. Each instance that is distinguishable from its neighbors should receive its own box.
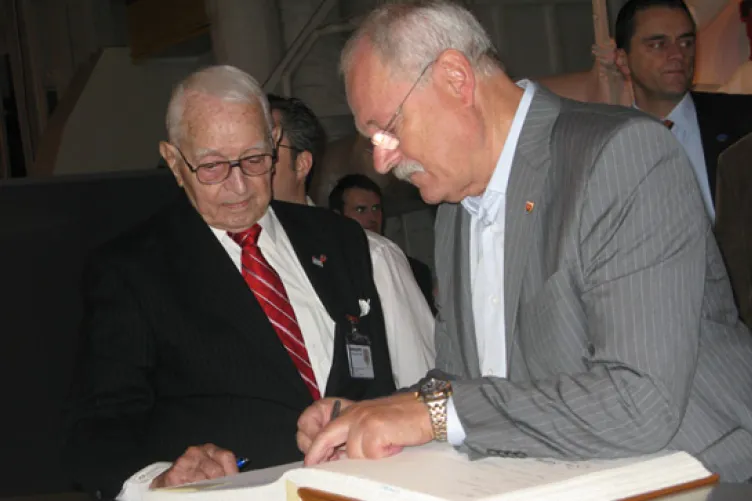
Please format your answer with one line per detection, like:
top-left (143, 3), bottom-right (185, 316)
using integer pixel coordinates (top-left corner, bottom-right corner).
top-left (236, 457), bottom-right (250, 471)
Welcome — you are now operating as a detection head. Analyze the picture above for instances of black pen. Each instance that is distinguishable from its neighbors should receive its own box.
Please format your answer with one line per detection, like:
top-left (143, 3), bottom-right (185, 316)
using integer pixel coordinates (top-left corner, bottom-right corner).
top-left (330, 399), bottom-right (342, 421)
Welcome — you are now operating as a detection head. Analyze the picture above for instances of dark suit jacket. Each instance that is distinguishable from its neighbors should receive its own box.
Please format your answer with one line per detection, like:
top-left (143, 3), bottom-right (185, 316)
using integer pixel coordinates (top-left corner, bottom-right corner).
top-left (63, 195), bottom-right (395, 498)
top-left (691, 91), bottom-right (752, 202)
top-left (715, 131), bottom-right (752, 328)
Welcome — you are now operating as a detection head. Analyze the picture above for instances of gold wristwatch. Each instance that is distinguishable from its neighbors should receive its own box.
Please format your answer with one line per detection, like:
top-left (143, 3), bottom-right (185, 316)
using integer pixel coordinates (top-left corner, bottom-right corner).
top-left (417, 377), bottom-right (453, 442)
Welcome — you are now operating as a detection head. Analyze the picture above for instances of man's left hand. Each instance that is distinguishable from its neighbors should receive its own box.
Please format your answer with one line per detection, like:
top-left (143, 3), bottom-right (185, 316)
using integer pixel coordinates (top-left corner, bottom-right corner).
top-left (302, 393), bottom-right (434, 466)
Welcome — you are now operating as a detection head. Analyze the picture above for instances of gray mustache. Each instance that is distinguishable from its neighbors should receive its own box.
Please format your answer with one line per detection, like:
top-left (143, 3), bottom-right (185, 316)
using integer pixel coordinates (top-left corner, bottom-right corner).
top-left (393, 162), bottom-right (425, 181)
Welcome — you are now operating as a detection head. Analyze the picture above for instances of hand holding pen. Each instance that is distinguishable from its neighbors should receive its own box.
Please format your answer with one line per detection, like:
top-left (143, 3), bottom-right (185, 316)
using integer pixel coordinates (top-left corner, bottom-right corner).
top-left (296, 398), bottom-right (354, 456)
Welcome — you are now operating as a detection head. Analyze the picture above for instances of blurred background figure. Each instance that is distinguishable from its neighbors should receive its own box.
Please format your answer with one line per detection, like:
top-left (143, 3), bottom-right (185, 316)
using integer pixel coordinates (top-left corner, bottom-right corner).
top-left (268, 94), bottom-right (436, 389)
top-left (329, 174), bottom-right (437, 315)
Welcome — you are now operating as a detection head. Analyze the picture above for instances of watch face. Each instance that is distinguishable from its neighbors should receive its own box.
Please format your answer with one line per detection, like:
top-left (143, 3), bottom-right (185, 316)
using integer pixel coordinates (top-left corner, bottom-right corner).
top-left (422, 377), bottom-right (451, 395)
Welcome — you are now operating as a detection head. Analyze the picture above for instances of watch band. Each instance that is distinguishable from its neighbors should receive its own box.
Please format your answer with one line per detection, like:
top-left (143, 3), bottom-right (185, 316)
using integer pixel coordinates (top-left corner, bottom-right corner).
top-left (417, 377), bottom-right (452, 442)
top-left (426, 396), bottom-right (449, 442)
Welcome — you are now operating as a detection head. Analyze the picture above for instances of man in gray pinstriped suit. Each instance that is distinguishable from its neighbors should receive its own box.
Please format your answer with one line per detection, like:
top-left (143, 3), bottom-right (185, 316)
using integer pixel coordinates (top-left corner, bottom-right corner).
top-left (297, 0), bottom-right (752, 481)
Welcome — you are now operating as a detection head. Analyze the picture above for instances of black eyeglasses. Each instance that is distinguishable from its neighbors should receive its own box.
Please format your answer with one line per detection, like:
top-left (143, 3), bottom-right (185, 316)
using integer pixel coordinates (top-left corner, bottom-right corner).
top-left (175, 146), bottom-right (277, 185)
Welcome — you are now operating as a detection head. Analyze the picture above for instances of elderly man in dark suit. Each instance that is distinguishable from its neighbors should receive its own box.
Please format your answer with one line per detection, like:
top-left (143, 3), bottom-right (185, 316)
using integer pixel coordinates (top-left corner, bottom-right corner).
top-left (296, 0), bottom-right (752, 483)
top-left (63, 65), bottom-right (395, 500)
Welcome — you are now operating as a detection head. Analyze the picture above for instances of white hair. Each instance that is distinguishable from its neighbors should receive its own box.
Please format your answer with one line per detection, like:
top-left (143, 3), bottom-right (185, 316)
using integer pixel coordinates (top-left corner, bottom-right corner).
top-left (165, 65), bottom-right (273, 146)
top-left (340, 0), bottom-right (500, 80)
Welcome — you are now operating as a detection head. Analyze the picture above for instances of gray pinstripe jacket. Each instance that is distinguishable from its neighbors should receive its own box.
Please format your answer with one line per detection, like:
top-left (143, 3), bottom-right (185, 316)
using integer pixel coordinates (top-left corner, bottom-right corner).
top-left (434, 87), bottom-right (752, 482)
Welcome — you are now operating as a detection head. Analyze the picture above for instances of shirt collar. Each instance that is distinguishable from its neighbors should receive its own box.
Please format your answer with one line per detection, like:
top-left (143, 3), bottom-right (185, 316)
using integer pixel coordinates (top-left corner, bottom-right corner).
top-left (462, 79), bottom-right (537, 225)
top-left (209, 206), bottom-right (278, 246)
top-left (664, 92), bottom-right (696, 131)
top-left (633, 92), bottom-right (695, 131)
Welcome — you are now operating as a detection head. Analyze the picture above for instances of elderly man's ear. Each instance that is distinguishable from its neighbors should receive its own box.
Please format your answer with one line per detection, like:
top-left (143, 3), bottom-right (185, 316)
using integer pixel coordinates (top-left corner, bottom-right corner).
top-left (159, 141), bottom-right (185, 187)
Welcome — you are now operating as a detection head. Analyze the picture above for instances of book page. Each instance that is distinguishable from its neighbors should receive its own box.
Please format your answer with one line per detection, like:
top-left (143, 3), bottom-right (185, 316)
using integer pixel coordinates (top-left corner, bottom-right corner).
top-left (146, 444), bottom-right (713, 501)
top-left (287, 443), bottom-right (711, 501)
top-left (145, 461), bottom-right (303, 500)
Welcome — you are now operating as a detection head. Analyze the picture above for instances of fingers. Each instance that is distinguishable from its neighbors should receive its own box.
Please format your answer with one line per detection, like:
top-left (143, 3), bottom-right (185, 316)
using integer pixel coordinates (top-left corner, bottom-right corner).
top-left (304, 417), bottom-right (350, 466)
top-left (297, 401), bottom-right (329, 454)
top-left (304, 394), bottom-right (431, 466)
top-left (204, 443), bottom-right (238, 475)
top-left (307, 413), bottom-right (398, 464)
top-left (297, 398), bottom-right (353, 454)
top-left (151, 444), bottom-right (237, 489)
top-left (152, 464), bottom-right (207, 489)
top-left (297, 430), bottom-right (313, 455)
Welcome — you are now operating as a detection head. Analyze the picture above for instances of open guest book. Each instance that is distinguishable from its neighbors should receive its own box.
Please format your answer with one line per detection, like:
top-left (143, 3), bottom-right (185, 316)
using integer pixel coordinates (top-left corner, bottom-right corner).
top-left (144, 443), bottom-right (718, 501)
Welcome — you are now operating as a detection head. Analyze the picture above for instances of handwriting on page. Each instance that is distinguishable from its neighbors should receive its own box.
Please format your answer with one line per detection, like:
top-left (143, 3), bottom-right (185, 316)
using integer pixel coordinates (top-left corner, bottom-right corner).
top-left (433, 455), bottom-right (620, 500)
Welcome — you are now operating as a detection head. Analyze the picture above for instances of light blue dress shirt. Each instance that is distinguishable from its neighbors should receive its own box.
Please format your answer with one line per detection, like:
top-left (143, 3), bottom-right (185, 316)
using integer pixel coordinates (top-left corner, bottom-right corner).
top-left (446, 80), bottom-right (537, 445)
top-left (664, 93), bottom-right (714, 221)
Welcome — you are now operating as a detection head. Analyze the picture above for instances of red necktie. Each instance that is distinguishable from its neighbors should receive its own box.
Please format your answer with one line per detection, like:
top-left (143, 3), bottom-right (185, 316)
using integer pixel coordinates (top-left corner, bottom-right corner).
top-left (662, 119), bottom-right (675, 130)
top-left (229, 224), bottom-right (321, 400)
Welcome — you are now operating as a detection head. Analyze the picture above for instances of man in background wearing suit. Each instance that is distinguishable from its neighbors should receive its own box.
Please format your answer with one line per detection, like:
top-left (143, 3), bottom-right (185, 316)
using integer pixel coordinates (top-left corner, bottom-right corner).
top-left (267, 94), bottom-right (435, 388)
top-left (328, 173), bottom-right (438, 315)
top-left (614, 0), bottom-right (752, 221)
top-left (297, 0), bottom-right (752, 482)
top-left (64, 65), bottom-right (395, 500)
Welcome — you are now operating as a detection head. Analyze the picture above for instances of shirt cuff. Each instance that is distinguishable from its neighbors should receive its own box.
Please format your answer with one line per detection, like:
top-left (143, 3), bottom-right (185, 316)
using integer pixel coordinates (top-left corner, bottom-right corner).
top-left (446, 396), bottom-right (467, 445)
top-left (117, 462), bottom-right (173, 501)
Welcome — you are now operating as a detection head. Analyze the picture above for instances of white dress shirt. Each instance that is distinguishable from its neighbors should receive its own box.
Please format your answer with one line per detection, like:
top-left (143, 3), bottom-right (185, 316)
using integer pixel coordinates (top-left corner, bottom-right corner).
top-left (446, 80), bottom-right (537, 445)
top-left (307, 195), bottom-right (436, 388)
top-left (365, 230), bottom-right (435, 388)
top-left (663, 93), bottom-right (715, 221)
top-left (118, 207), bottom-right (335, 501)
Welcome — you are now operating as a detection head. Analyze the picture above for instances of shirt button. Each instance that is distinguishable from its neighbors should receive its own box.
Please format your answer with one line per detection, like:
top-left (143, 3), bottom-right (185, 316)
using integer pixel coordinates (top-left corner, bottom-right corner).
top-left (491, 296), bottom-right (499, 304)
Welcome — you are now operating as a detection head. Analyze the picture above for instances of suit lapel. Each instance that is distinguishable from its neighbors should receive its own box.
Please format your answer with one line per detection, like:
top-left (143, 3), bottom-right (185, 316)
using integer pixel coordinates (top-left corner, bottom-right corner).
top-left (440, 203), bottom-right (481, 378)
top-left (502, 87), bottom-right (559, 363)
top-left (165, 195), bottom-right (311, 402)
top-left (270, 201), bottom-right (361, 396)
top-left (271, 202), bottom-right (360, 322)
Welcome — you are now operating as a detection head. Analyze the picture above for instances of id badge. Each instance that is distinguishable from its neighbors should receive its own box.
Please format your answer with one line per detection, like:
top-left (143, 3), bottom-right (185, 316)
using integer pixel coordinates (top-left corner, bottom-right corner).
top-left (347, 344), bottom-right (374, 379)
top-left (345, 315), bottom-right (374, 379)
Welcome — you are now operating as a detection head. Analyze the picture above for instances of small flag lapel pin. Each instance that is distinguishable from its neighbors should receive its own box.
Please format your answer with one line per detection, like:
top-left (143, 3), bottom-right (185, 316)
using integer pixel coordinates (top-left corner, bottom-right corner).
top-left (312, 254), bottom-right (327, 268)
top-left (525, 201), bottom-right (535, 213)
